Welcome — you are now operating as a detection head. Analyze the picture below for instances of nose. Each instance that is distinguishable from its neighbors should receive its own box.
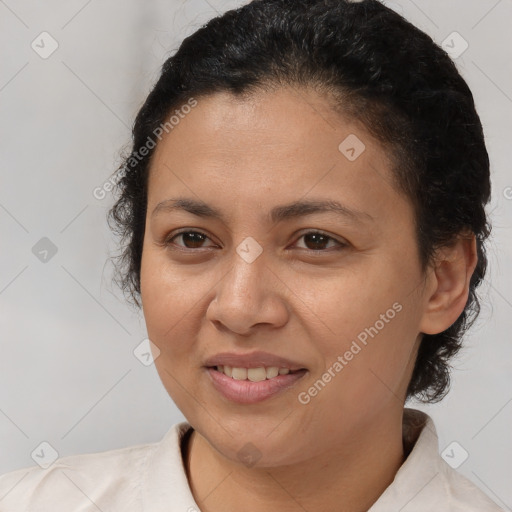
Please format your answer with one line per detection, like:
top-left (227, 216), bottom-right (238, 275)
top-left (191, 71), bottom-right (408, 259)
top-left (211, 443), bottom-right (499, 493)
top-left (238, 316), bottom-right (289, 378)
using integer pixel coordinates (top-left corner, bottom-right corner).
top-left (205, 250), bottom-right (290, 336)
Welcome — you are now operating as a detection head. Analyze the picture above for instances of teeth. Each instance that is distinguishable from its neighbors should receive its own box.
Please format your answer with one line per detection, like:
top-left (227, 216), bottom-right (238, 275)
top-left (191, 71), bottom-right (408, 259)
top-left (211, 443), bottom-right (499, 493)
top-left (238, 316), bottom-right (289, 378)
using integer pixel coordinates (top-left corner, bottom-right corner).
top-left (266, 367), bottom-right (279, 379)
top-left (247, 367), bottom-right (267, 382)
top-left (231, 367), bottom-right (247, 380)
top-left (214, 366), bottom-right (293, 380)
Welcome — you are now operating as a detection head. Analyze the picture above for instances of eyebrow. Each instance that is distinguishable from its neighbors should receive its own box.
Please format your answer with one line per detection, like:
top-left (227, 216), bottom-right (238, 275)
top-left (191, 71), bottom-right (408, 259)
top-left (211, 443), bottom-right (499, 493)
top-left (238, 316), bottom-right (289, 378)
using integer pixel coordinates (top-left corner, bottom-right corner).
top-left (151, 197), bottom-right (373, 224)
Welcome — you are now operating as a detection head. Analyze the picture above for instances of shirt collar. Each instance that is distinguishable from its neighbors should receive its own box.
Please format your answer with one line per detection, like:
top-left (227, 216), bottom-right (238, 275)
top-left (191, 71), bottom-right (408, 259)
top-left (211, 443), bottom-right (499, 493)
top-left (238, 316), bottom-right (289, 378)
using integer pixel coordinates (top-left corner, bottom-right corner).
top-left (368, 407), bottom-right (446, 511)
top-left (142, 419), bottom-right (199, 511)
top-left (142, 408), bottom-right (443, 511)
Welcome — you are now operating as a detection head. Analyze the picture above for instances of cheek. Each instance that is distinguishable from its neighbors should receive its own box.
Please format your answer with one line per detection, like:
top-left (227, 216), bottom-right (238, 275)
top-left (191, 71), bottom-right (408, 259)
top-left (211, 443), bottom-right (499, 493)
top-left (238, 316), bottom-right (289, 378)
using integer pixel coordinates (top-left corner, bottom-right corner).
top-left (306, 266), bottom-right (422, 407)
top-left (346, 305), bottom-right (420, 407)
top-left (306, 267), bottom-right (406, 347)
top-left (140, 250), bottom-right (209, 415)
top-left (140, 248), bottom-right (209, 339)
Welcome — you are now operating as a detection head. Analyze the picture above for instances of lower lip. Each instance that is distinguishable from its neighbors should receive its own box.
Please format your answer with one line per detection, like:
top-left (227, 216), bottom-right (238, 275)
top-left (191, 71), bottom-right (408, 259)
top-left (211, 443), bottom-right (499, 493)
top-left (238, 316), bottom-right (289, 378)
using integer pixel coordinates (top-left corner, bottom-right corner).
top-left (206, 367), bottom-right (307, 404)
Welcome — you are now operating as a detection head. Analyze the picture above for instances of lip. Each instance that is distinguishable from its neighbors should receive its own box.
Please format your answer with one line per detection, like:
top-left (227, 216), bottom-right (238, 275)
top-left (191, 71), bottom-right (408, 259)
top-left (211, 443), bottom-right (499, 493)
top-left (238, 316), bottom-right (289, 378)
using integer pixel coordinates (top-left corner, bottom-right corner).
top-left (203, 351), bottom-right (307, 371)
top-left (206, 367), bottom-right (308, 404)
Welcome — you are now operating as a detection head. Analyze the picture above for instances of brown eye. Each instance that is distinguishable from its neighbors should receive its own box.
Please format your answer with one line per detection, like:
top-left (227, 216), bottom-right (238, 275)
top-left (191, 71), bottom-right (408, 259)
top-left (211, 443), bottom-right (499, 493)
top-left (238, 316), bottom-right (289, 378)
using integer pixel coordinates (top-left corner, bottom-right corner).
top-left (166, 231), bottom-right (215, 249)
top-left (294, 231), bottom-right (346, 251)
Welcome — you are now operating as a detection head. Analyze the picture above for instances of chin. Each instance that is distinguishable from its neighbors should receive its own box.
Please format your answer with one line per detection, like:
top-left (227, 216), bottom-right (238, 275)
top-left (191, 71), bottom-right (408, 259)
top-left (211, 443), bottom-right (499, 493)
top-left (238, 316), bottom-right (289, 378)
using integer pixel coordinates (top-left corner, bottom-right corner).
top-left (195, 416), bottom-right (312, 468)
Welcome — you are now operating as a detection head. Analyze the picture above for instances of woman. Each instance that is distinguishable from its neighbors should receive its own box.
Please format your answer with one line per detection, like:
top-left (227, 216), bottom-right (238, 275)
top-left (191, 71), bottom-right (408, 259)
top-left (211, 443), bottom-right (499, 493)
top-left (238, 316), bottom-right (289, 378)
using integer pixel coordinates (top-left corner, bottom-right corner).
top-left (0, 0), bottom-right (504, 510)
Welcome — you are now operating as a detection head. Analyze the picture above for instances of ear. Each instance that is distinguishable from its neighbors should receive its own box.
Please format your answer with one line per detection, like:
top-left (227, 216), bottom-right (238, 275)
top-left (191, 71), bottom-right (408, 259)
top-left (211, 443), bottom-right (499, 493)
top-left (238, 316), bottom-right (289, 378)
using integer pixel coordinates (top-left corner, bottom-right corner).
top-left (419, 232), bottom-right (478, 335)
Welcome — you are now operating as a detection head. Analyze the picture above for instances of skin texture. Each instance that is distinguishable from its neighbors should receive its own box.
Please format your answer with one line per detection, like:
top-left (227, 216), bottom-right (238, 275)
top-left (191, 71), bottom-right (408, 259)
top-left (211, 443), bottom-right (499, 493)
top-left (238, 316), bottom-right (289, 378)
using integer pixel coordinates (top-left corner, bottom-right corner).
top-left (140, 86), bottom-right (477, 512)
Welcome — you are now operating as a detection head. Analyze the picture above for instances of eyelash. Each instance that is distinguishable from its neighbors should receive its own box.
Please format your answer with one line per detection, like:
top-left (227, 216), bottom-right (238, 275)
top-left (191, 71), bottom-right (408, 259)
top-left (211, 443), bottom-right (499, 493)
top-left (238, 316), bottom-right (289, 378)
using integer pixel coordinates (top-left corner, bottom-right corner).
top-left (163, 229), bottom-right (347, 253)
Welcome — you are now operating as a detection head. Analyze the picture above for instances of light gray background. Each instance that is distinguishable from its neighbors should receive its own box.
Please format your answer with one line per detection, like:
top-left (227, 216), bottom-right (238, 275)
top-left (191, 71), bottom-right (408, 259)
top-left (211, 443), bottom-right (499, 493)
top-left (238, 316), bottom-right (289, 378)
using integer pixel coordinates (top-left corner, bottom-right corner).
top-left (1, 0), bottom-right (511, 508)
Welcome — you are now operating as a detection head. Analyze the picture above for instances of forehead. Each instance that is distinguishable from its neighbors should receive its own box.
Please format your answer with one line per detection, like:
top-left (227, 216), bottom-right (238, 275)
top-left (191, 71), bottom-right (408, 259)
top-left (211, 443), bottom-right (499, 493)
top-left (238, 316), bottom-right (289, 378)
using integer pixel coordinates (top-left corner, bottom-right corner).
top-left (146, 87), bottom-right (407, 225)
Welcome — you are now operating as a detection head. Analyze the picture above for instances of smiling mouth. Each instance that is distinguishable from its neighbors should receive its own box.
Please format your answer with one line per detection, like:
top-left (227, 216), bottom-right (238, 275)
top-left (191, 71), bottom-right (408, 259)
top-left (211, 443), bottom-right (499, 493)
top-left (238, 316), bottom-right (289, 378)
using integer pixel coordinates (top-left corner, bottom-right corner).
top-left (206, 365), bottom-right (308, 404)
top-left (209, 365), bottom-right (307, 382)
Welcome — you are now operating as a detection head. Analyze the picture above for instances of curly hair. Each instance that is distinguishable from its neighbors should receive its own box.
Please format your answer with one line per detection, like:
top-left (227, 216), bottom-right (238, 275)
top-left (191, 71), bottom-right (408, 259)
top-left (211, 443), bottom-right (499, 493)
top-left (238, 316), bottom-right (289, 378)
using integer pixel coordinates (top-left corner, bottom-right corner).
top-left (107, 0), bottom-right (491, 403)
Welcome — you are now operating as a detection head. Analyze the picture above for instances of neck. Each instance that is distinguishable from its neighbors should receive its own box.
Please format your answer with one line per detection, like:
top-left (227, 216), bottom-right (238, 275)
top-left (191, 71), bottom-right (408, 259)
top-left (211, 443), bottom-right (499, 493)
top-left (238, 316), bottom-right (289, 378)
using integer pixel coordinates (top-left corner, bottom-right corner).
top-left (183, 409), bottom-right (407, 512)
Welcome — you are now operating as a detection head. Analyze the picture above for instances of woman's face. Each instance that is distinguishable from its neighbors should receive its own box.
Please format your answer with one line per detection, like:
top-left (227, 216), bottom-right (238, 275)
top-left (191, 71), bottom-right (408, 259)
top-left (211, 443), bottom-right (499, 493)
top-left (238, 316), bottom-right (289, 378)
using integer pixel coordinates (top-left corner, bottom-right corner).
top-left (140, 86), bottom-right (431, 466)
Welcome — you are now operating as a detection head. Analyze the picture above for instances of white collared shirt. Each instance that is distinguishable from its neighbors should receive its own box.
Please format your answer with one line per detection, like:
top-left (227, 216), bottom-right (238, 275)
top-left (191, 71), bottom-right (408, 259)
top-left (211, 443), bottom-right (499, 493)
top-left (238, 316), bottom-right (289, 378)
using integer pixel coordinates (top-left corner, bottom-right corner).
top-left (0, 408), bottom-right (504, 511)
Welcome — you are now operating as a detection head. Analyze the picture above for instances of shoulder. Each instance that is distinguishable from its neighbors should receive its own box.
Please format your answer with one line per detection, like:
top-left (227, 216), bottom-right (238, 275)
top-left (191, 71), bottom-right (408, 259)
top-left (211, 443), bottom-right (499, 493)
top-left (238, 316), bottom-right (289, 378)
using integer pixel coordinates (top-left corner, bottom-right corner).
top-left (0, 426), bottom-right (184, 511)
top-left (0, 442), bottom-right (153, 510)
top-left (437, 460), bottom-right (505, 512)
top-left (370, 408), bottom-right (505, 512)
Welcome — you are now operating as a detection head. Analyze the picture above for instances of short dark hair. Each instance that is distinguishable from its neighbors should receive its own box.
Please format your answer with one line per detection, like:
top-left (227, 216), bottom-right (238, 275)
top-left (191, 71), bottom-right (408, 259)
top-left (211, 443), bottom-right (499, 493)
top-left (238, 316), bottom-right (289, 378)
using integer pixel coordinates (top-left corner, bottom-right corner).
top-left (107, 0), bottom-right (491, 403)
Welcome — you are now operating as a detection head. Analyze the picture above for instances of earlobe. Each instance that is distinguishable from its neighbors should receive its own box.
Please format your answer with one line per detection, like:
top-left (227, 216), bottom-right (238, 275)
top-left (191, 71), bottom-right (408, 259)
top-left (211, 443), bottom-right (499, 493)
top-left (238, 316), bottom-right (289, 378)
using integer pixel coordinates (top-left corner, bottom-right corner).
top-left (419, 233), bottom-right (478, 335)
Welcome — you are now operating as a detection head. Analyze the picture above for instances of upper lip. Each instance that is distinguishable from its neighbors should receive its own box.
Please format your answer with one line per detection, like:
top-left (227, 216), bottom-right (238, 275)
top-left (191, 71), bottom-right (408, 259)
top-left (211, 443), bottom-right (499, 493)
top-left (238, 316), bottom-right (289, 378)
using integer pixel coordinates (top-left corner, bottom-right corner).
top-left (204, 351), bottom-right (307, 371)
